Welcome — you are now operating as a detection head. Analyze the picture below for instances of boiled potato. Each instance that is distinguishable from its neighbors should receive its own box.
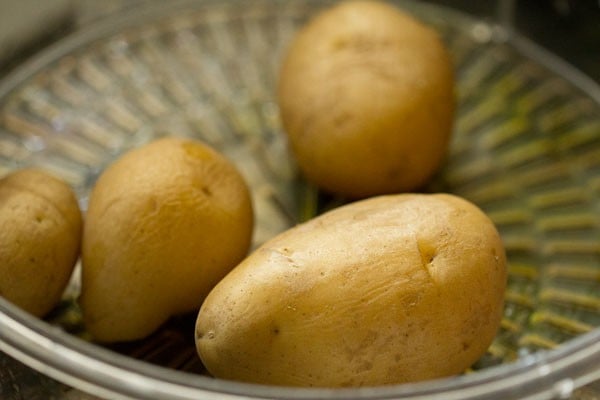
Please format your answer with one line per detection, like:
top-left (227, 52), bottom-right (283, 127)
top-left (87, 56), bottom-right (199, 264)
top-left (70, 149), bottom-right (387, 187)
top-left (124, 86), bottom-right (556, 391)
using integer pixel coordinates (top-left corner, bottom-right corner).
top-left (81, 137), bottom-right (253, 342)
top-left (196, 194), bottom-right (506, 387)
top-left (0, 168), bottom-right (82, 317)
top-left (278, 0), bottom-right (455, 198)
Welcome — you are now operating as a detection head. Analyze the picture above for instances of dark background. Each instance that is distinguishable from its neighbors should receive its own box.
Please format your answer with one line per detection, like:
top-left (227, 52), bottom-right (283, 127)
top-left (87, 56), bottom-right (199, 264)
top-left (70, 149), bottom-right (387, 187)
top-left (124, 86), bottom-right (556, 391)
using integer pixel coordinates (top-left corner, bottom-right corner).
top-left (432, 0), bottom-right (600, 83)
top-left (0, 0), bottom-right (599, 83)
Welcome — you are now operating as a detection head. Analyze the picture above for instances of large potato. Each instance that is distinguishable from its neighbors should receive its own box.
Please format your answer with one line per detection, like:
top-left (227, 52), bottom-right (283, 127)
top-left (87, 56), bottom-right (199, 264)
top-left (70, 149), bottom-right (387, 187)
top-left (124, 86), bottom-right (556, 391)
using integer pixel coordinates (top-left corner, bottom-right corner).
top-left (0, 168), bottom-right (82, 317)
top-left (81, 137), bottom-right (253, 342)
top-left (278, 0), bottom-right (455, 198)
top-left (196, 194), bottom-right (506, 387)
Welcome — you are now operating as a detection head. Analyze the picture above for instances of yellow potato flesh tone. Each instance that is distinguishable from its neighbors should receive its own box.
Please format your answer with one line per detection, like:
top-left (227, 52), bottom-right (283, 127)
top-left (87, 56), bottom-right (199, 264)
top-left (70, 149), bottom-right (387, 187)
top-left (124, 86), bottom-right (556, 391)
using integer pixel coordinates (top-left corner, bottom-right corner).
top-left (278, 0), bottom-right (455, 198)
top-left (81, 137), bottom-right (253, 342)
top-left (196, 194), bottom-right (506, 387)
top-left (0, 169), bottom-right (82, 317)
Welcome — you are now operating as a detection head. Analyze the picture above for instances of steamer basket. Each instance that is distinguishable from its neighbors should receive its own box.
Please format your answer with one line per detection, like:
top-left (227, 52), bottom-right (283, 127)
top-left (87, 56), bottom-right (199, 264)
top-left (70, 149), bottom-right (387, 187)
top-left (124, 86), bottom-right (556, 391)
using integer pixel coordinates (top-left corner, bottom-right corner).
top-left (0, 0), bottom-right (599, 399)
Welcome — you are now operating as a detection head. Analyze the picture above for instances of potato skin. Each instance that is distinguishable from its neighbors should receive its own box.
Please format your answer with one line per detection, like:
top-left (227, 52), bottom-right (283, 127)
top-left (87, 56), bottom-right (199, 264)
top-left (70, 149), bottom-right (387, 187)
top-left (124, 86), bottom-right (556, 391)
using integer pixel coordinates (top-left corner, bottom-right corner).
top-left (81, 137), bottom-right (253, 342)
top-left (278, 0), bottom-right (455, 198)
top-left (0, 169), bottom-right (82, 317)
top-left (196, 194), bottom-right (506, 387)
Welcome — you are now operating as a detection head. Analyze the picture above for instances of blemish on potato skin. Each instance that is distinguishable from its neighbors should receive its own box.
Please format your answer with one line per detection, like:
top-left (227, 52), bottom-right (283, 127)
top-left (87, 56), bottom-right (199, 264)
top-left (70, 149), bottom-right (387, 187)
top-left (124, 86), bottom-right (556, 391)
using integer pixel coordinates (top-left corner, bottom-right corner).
top-left (356, 360), bottom-right (373, 373)
top-left (414, 237), bottom-right (438, 286)
top-left (417, 238), bottom-right (437, 266)
top-left (268, 247), bottom-right (301, 269)
top-left (333, 111), bottom-right (352, 128)
top-left (198, 330), bottom-right (216, 340)
top-left (201, 186), bottom-right (212, 196)
top-left (280, 247), bottom-right (293, 256)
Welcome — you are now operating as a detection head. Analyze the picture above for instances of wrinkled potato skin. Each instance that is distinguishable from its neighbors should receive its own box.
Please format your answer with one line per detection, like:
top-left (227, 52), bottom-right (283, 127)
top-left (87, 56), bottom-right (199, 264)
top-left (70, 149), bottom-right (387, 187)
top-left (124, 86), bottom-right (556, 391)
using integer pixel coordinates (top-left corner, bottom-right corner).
top-left (81, 137), bottom-right (253, 342)
top-left (196, 194), bottom-right (506, 387)
top-left (0, 169), bottom-right (82, 317)
top-left (278, 0), bottom-right (455, 198)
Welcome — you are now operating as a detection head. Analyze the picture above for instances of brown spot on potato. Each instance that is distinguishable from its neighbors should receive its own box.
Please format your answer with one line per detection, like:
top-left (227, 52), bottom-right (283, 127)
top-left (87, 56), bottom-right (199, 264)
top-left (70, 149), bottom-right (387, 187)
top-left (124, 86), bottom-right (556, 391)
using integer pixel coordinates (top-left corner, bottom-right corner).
top-left (196, 330), bottom-right (215, 340)
top-left (201, 186), bottom-right (212, 196)
top-left (333, 111), bottom-right (352, 128)
top-left (417, 238), bottom-right (437, 265)
top-left (356, 360), bottom-right (373, 372)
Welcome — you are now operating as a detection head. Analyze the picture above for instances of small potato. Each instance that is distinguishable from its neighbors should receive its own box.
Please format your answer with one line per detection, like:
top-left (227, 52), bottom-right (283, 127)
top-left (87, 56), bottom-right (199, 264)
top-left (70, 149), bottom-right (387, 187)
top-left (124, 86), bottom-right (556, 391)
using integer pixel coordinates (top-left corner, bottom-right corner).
top-left (278, 0), bottom-right (455, 198)
top-left (196, 194), bottom-right (506, 387)
top-left (0, 169), bottom-right (82, 317)
top-left (81, 137), bottom-right (253, 342)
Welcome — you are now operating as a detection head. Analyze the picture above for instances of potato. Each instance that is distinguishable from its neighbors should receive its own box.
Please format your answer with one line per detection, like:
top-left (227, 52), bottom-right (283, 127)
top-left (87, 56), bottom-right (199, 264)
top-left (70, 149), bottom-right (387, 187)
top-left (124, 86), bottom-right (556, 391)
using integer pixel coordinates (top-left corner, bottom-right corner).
top-left (81, 137), bottom-right (253, 342)
top-left (278, 0), bottom-right (455, 198)
top-left (0, 168), bottom-right (82, 317)
top-left (196, 194), bottom-right (506, 387)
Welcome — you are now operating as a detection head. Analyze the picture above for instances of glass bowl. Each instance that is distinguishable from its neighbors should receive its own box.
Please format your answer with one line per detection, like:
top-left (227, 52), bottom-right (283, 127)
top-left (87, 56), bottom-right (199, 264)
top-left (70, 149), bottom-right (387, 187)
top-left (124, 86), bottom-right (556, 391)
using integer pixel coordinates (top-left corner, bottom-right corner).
top-left (1, 0), bottom-right (599, 398)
